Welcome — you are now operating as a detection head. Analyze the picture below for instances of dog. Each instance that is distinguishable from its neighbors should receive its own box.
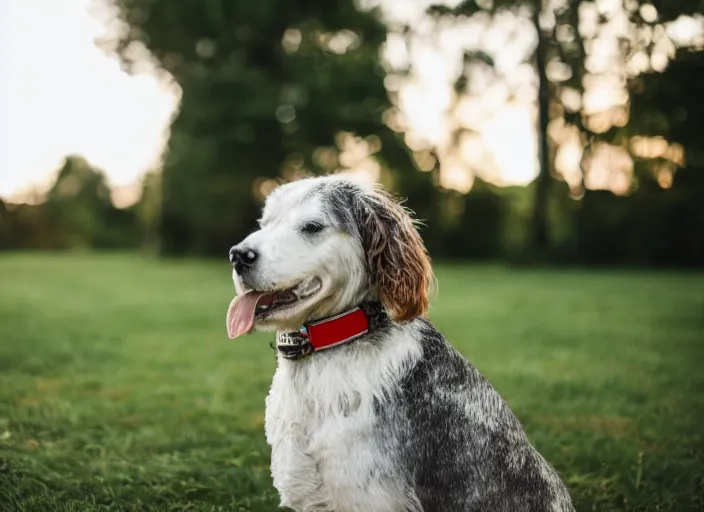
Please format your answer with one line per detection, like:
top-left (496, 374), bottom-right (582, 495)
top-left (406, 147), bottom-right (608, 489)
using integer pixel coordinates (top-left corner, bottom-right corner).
top-left (226, 176), bottom-right (575, 512)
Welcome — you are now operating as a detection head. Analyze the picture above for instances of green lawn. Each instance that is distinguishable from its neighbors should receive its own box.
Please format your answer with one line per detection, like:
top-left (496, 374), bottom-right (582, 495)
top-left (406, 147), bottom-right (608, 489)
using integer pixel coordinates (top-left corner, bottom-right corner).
top-left (0, 253), bottom-right (702, 511)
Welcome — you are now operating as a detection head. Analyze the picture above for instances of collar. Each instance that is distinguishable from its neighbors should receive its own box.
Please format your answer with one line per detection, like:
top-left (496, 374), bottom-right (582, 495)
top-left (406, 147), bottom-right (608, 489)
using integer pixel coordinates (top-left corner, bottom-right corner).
top-left (274, 301), bottom-right (388, 360)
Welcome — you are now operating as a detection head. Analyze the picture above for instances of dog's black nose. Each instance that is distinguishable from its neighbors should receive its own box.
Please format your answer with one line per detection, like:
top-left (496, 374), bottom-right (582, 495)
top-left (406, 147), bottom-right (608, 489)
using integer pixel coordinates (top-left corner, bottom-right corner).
top-left (229, 245), bottom-right (258, 272)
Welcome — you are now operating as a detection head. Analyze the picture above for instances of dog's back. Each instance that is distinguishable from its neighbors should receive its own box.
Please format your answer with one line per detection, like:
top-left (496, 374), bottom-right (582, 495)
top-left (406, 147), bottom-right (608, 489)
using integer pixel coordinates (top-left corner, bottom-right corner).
top-left (377, 319), bottom-right (574, 512)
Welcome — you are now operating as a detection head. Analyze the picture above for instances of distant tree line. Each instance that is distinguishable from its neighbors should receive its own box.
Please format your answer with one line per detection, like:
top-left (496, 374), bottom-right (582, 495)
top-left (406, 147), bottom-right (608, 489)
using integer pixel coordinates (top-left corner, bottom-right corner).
top-left (3, 149), bottom-right (702, 267)
top-left (0, 156), bottom-right (141, 251)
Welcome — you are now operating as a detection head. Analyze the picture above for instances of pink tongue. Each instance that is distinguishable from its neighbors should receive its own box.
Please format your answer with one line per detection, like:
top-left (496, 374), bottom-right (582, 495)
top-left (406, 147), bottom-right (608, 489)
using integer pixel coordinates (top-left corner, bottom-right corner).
top-left (226, 291), bottom-right (265, 339)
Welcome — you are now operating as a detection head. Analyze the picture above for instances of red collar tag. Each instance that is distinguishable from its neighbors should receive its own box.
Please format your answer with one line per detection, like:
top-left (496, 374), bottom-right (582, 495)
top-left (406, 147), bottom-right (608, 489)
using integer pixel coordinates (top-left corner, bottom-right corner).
top-left (304, 307), bottom-right (369, 352)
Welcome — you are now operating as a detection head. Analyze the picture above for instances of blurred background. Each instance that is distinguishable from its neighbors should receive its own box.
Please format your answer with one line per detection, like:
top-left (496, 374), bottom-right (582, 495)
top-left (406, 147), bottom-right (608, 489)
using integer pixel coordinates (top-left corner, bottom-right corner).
top-left (1, 1), bottom-right (704, 511)
top-left (2, 0), bottom-right (703, 265)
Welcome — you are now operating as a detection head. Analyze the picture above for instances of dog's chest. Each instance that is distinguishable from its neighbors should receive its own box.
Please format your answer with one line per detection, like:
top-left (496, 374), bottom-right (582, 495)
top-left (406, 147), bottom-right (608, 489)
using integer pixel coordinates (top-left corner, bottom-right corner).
top-left (264, 337), bottom-right (422, 512)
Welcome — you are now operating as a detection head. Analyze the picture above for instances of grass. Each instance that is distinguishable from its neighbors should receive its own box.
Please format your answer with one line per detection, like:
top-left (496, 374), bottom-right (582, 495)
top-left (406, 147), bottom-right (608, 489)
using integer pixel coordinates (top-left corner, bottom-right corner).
top-left (0, 253), bottom-right (702, 512)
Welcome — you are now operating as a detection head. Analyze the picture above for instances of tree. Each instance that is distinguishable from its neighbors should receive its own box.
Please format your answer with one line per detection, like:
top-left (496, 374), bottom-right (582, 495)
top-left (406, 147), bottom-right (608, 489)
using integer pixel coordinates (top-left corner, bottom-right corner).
top-left (425, 0), bottom-right (575, 256)
top-left (425, 0), bottom-right (704, 258)
top-left (45, 155), bottom-right (140, 248)
top-left (98, 0), bottom-right (422, 256)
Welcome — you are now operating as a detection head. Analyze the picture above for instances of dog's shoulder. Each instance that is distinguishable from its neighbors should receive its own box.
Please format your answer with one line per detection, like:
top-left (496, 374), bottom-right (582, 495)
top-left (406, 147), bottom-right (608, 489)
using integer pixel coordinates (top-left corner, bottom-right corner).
top-left (400, 318), bottom-right (511, 415)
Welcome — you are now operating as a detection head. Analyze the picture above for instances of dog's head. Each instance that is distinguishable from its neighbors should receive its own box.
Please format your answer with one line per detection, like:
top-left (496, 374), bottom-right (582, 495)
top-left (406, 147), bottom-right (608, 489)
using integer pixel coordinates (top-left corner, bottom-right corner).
top-left (226, 176), bottom-right (434, 337)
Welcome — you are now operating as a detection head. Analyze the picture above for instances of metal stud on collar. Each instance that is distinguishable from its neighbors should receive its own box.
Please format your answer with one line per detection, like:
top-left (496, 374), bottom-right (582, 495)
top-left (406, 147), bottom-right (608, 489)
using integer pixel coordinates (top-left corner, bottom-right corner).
top-left (275, 329), bottom-right (314, 360)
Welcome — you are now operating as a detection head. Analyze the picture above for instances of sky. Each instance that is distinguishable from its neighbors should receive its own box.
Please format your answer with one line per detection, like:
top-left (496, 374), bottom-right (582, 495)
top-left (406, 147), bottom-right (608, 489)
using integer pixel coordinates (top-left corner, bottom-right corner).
top-left (0, 0), bottom-right (178, 204)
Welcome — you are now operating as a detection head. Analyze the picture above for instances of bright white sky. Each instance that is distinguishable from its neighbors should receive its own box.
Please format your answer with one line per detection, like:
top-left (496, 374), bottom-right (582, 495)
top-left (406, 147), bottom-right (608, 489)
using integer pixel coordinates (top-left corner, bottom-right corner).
top-left (0, 0), bottom-right (178, 201)
top-left (0, 0), bottom-right (541, 204)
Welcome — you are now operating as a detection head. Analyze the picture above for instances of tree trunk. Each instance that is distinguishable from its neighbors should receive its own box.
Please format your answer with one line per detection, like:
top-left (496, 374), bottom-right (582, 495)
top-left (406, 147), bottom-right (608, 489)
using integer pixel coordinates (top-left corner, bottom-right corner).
top-left (531, 5), bottom-right (552, 253)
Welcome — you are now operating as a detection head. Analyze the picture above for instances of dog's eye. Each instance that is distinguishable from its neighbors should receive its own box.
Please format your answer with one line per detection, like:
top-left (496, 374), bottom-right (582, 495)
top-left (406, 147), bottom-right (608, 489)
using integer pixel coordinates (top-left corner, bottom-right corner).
top-left (301, 222), bottom-right (325, 234)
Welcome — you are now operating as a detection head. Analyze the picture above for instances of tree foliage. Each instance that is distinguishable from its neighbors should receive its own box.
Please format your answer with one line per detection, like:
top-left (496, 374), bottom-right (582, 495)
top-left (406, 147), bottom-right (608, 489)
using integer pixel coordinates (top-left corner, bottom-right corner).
top-left (423, 0), bottom-right (704, 261)
top-left (98, 0), bottom-right (431, 255)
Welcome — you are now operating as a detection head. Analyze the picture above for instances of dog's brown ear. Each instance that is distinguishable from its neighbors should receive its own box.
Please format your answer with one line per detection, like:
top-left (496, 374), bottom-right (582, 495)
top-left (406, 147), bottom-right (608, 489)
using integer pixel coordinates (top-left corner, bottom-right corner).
top-left (355, 187), bottom-right (434, 323)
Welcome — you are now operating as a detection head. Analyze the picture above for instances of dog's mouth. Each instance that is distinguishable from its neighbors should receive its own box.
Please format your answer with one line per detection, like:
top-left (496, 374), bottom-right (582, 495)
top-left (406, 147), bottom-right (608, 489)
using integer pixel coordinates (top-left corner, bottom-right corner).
top-left (226, 277), bottom-right (322, 339)
top-left (254, 277), bottom-right (321, 317)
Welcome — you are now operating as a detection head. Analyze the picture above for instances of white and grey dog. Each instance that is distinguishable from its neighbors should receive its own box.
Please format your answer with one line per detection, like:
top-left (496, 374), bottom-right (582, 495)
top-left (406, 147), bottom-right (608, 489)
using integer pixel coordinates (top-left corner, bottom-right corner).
top-left (226, 176), bottom-right (574, 512)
